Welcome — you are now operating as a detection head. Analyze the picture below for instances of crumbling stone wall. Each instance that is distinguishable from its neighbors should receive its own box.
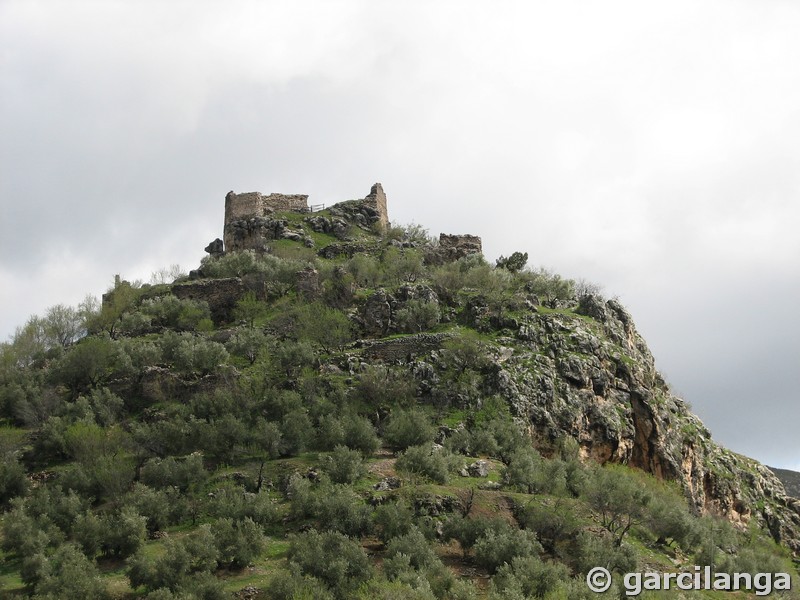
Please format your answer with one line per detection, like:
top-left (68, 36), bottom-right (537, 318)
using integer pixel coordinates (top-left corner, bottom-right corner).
top-left (263, 193), bottom-right (309, 212)
top-left (224, 191), bottom-right (309, 252)
top-left (363, 183), bottom-right (389, 229)
top-left (225, 191), bottom-right (309, 222)
top-left (222, 184), bottom-right (389, 253)
top-left (359, 333), bottom-right (452, 363)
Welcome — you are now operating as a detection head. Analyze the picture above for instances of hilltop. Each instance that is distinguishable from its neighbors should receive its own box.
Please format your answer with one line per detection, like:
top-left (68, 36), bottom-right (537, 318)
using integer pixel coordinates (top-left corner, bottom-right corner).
top-left (0, 183), bottom-right (798, 598)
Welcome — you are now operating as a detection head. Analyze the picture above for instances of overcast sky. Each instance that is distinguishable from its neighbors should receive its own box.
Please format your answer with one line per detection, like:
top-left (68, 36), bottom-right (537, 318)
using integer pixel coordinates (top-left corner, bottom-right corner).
top-left (1, 1), bottom-right (798, 471)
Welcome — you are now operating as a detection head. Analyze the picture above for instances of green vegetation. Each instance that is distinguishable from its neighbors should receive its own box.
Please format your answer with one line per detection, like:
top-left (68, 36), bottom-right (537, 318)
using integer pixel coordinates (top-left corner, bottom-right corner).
top-left (0, 219), bottom-right (796, 598)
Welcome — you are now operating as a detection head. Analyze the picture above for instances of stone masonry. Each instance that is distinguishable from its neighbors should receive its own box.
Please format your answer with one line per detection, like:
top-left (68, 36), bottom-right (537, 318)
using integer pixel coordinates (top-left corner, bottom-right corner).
top-left (222, 184), bottom-right (390, 253)
top-left (223, 191), bottom-right (309, 251)
top-left (363, 183), bottom-right (389, 229)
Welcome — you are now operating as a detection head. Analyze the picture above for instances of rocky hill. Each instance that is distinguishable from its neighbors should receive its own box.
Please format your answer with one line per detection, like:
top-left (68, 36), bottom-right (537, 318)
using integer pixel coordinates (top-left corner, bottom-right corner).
top-left (1, 184), bottom-right (798, 598)
top-left (773, 467), bottom-right (800, 499)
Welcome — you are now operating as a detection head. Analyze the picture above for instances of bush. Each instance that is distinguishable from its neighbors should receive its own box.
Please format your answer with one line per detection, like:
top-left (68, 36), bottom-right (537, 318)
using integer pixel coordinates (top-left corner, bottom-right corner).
top-left (573, 532), bottom-right (638, 575)
top-left (32, 543), bottom-right (109, 599)
top-left (2, 505), bottom-right (52, 559)
top-left (140, 453), bottom-right (207, 492)
top-left (287, 530), bottom-right (373, 599)
top-left (226, 327), bottom-right (269, 364)
top-left (355, 367), bottom-right (417, 409)
top-left (583, 466), bottom-right (651, 546)
top-left (323, 445), bottom-right (366, 485)
top-left (385, 527), bottom-right (439, 571)
top-left (315, 485), bottom-right (373, 537)
top-left (0, 453), bottom-right (28, 507)
top-left (128, 528), bottom-right (218, 593)
top-left (395, 445), bottom-right (449, 484)
top-left (279, 409), bottom-right (313, 456)
top-left (441, 517), bottom-right (500, 559)
top-left (384, 409), bottom-right (435, 451)
top-left (503, 448), bottom-right (569, 496)
top-left (374, 500), bottom-right (414, 543)
top-left (207, 486), bottom-right (278, 527)
top-left (343, 415), bottom-right (380, 455)
top-left (140, 296), bottom-right (212, 331)
top-left (354, 579), bottom-right (436, 600)
top-left (232, 291), bottom-right (268, 327)
top-left (518, 499), bottom-right (580, 555)
top-left (102, 506), bottom-right (147, 558)
top-left (266, 564), bottom-right (335, 600)
top-left (124, 483), bottom-right (184, 533)
top-left (495, 251), bottom-right (528, 273)
top-left (395, 300), bottom-right (440, 333)
top-left (293, 303), bottom-right (352, 352)
top-left (50, 337), bottom-right (124, 395)
top-left (473, 525), bottom-right (542, 574)
top-left (169, 335), bottom-right (229, 376)
top-left (210, 517), bottom-right (266, 568)
top-left (490, 554), bottom-right (571, 599)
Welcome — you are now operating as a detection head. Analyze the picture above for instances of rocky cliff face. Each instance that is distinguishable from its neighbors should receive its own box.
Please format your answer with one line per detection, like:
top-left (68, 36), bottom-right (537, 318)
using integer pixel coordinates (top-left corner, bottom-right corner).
top-left (453, 293), bottom-right (800, 554)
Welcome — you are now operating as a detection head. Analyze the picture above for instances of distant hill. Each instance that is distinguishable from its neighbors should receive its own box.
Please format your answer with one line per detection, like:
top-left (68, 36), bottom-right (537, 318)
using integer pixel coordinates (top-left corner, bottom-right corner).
top-left (771, 466), bottom-right (800, 498)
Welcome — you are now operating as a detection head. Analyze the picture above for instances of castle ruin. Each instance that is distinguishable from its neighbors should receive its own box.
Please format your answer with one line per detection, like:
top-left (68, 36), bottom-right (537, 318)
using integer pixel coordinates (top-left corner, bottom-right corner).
top-left (222, 184), bottom-right (390, 253)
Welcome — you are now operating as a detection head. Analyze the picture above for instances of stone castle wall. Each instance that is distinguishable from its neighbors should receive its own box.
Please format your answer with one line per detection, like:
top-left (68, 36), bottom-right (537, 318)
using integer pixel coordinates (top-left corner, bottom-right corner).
top-left (223, 191), bottom-right (309, 251)
top-left (363, 183), bottom-right (389, 229)
top-left (224, 191), bottom-right (309, 223)
top-left (221, 184), bottom-right (389, 253)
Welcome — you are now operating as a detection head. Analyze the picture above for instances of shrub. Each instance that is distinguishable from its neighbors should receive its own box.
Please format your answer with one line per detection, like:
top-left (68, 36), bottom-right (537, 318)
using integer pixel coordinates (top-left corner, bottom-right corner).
top-left (495, 251), bottom-right (529, 273)
top-left (140, 296), bottom-right (212, 331)
top-left (226, 327), bottom-right (269, 364)
top-left (442, 516), bottom-right (505, 559)
top-left (33, 543), bottom-right (109, 599)
top-left (518, 499), bottom-right (580, 554)
top-left (0, 453), bottom-right (28, 507)
top-left (343, 415), bottom-right (380, 455)
top-left (128, 527), bottom-right (219, 593)
top-left (374, 500), bottom-right (414, 543)
top-left (395, 445), bottom-right (449, 484)
top-left (50, 336), bottom-right (124, 395)
top-left (316, 414), bottom-right (346, 450)
top-left (385, 527), bottom-right (439, 571)
top-left (490, 554), bottom-right (571, 599)
top-left (279, 409), bottom-right (313, 456)
top-left (287, 530), bottom-right (373, 599)
top-left (232, 291), bottom-right (268, 327)
top-left (583, 466), bottom-right (651, 546)
top-left (315, 485), bottom-right (373, 537)
top-left (573, 531), bottom-right (638, 575)
top-left (473, 525), bottom-right (542, 574)
top-left (102, 506), bottom-right (147, 558)
top-left (354, 579), bottom-right (436, 600)
top-left (266, 564), bottom-right (335, 600)
top-left (140, 454), bottom-right (207, 492)
top-left (210, 517), bottom-right (266, 568)
top-left (384, 409), bottom-right (435, 451)
top-left (323, 445), bottom-right (366, 485)
top-left (170, 335), bottom-right (229, 376)
top-left (207, 486), bottom-right (278, 527)
top-left (355, 366), bottom-right (417, 409)
top-left (395, 300), bottom-right (440, 333)
top-left (293, 303), bottom-right (353, 352)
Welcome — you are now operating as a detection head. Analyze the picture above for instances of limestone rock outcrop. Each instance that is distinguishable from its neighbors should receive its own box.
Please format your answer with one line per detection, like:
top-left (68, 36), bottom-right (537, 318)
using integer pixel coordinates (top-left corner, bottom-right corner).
top-left (469, 294), bottom-right (800, 553)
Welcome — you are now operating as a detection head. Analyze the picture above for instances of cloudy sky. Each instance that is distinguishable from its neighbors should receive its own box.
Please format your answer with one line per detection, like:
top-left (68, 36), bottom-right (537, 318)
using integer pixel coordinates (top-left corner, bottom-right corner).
top-left (1, 1), bottom-right (798, 471)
